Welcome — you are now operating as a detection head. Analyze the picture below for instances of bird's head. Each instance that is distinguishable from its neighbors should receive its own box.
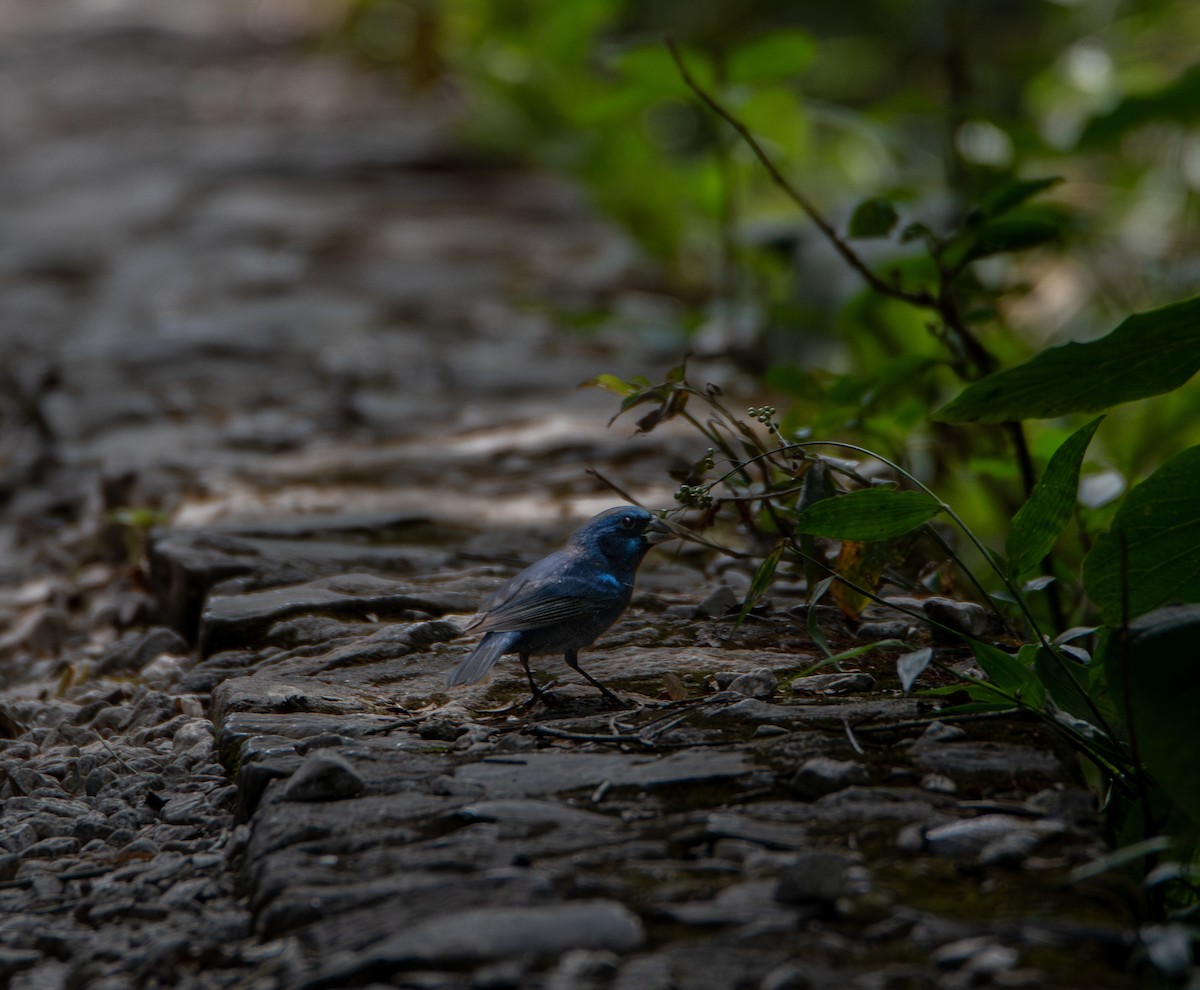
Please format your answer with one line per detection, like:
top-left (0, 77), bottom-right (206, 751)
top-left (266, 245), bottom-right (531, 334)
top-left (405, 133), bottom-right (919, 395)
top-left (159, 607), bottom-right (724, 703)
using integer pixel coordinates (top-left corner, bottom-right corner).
top-left (572, 505), bottom-right (676, 566)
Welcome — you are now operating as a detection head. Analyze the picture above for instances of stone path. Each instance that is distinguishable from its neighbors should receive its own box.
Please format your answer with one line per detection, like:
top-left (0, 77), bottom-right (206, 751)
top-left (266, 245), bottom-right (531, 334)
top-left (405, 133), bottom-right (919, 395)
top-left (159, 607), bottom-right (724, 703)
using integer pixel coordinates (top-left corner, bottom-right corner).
top-left (0, 4), bottom-right (1152, 988)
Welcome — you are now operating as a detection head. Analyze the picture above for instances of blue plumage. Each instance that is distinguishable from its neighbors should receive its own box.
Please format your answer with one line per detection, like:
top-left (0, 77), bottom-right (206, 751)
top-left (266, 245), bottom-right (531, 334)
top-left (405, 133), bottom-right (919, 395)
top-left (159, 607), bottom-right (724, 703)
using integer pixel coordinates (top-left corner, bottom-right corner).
top-left (447, 506), bottom-right (673, 701)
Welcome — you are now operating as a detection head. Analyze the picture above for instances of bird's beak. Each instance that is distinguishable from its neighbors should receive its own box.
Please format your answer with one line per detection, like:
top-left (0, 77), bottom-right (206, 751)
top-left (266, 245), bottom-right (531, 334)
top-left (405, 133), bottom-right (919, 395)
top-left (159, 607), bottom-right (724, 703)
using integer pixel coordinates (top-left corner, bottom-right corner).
top-left (644, 516), bottom-right (679, 545)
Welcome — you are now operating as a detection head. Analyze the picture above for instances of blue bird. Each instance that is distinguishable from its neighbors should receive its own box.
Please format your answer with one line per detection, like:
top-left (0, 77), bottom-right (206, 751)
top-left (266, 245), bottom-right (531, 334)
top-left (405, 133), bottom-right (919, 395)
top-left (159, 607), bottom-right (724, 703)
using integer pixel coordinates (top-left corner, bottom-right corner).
top-left (447, 506), bottom-right (674, 702)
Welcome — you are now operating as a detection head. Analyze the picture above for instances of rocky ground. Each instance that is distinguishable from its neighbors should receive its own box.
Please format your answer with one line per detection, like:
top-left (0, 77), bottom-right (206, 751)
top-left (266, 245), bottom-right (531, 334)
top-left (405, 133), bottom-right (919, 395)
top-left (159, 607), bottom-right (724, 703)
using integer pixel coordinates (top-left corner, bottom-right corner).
top-left (0, 3), bottom-right (1168, 988)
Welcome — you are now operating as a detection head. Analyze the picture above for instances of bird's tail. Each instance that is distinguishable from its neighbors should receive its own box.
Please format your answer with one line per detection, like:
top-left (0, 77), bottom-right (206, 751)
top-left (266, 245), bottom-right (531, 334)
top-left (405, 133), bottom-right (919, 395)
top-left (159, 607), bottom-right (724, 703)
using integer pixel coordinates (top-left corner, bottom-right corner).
top-left (446, 630), bottom-right (519, 686)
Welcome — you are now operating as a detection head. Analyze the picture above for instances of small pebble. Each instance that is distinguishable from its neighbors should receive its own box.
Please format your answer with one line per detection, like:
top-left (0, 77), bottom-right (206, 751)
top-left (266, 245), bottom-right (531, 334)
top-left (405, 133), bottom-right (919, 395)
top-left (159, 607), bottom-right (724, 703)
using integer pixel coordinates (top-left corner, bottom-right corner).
top-left (789, 757), bottom-right (869, 801)
top-left (728, 668), bottom-right (778, 700)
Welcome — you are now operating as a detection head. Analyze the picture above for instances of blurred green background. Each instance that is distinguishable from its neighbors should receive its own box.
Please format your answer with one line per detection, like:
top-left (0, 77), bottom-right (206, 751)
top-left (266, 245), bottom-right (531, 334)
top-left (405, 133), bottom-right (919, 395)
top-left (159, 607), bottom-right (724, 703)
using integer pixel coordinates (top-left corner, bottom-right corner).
top-left (334, 0), bottom-right (1200, 598)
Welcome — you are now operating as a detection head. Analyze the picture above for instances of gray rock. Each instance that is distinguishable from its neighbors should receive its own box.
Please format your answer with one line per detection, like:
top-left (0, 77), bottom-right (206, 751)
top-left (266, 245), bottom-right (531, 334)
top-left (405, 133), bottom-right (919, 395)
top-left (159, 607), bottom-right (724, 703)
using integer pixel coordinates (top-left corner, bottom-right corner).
top-left (0, 947), bottom-right (41, 978)
top-left (2, 822), bottom-right (38, 853)
top-left (774, 851), bottom-right (854, 905)
top-left (706, 697), bottom-right (797, 722)
top-left (760, 964), bottom-right (820, 990)
top-left (857, 620), bottom-right (920, 642)
top-left (922, 598), bottom-right (991, 639)
top-left (695, 812), bottom-right (810, 852)
top-left (199, 573), bottom-right (472, 656)
top-left (913, 740), bottom-right (1064, 784)
top-left (93, 626), bottom-right (189, 677)
top-left (931, 935), bottom-right (998, 969)
top-left (282, 752), bottom-right (365, 802)
top-left (728, 668), bottom-right (778, 700)
top-left (978, 830), bottom-right (1046, 867)
top-left (447, 749), bottom-right (750, 800)
top-left (694, 585), bottom-right (738, 617)
top-left (924, 815), bottom-right (1064, 858)
top-left (917, 720), bottom-right (967, 743)
top-left (788, 757), bottom-right (869, 801)
top-left (919, 773), bottom-right (957, 794)
top-left (304, 901), bottom-right (644, 986)
top-left (665, 879), bottom-right (807, 927)
top-left (20, 835), bottom-right (80, 859)
top-left (790, 672), bottom-right (876, 695)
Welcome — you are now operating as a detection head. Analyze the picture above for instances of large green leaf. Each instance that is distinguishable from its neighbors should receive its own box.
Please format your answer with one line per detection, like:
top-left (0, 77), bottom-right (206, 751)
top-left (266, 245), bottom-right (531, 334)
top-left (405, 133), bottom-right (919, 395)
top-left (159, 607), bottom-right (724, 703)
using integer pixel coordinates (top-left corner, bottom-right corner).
top-left (1005, 417), bottom-right (1103, 580)
top-left (792, 488), bottom-right (942, 541)
top-left (1099, 605), bottom-right (1200, 826)
top-left (971, 640), bottom-right (1043, 705)
top-left (1083, 445), bottom-right (1200, 622)
top-left (936, 296), bottom-right (1200, 423)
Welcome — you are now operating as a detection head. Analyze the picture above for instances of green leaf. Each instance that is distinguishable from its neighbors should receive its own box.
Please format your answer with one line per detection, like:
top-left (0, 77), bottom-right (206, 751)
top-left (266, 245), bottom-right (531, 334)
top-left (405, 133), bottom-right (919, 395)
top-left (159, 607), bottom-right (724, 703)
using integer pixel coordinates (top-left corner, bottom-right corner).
top-left (1031, 645), bottom-right (1096, 724)
top-left (1099, 605), bottom-right (1200, 825)
top-left (793, 488), bottom-right (942, 541)
top-left (736, 542), bottom-right (783, 628)
top-left (726, 30), bottom-right (817, 84)
top-left (970, 640), bottom-right (1041, 704)
top-left (797, 639), bottom-right (910, 676)
top-left (1005, 416), bottom-right (1103, 580)
top-left (848, 197), bottom-right (898, 239)
top-left (979, 176), bottom-right (1063, 219)
top-left (936, 296), bottom-right (1200, 423)
top-left (580, 373), bottom-right (639, 397)
top-left (899, 221), bottom-right (933, 244)
top-left (962, 217), bottom-right (1060, 262)
top-left (1083, 445), bottom-right (1200, 622)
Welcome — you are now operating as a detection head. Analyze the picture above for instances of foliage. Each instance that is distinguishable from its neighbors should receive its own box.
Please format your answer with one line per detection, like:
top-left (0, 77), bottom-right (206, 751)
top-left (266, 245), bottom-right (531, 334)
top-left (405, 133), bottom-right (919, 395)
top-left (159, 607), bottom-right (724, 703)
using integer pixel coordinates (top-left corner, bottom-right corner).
top-left (346, 0), bottom-right (1200, 935)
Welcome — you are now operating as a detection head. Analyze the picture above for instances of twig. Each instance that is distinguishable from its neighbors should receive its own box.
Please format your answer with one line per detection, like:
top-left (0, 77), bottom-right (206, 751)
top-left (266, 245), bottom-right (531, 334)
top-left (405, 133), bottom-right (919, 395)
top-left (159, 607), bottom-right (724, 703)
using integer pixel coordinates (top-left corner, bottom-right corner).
top-left (667, 39), bottom-right (937, 311)
top-left (585, 468), bottom-right (645, 507)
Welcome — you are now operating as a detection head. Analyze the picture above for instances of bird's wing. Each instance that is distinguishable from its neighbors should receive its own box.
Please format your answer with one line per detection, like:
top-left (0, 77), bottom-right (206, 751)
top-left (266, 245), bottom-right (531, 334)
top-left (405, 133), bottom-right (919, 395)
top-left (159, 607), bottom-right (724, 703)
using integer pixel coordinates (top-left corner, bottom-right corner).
top-left (467, 551), bottom-right (625, 634)
top-left (471, 593), bottom-right (599, 634)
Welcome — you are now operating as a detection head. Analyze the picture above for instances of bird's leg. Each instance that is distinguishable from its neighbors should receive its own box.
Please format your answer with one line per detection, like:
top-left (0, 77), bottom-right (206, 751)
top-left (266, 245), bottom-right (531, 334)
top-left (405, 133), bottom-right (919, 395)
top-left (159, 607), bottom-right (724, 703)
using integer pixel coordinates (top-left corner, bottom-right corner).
top-left (563, 648), bottom-right (624, 706)
top-left (519, 653), bottom-right (546, 702)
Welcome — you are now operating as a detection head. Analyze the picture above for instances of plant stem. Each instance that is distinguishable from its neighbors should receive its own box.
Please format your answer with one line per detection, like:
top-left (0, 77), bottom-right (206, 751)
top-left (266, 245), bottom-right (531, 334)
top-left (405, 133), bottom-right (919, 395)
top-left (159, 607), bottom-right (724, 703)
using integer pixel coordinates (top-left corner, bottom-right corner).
top-left (667, 40), bottom-right (937, 311)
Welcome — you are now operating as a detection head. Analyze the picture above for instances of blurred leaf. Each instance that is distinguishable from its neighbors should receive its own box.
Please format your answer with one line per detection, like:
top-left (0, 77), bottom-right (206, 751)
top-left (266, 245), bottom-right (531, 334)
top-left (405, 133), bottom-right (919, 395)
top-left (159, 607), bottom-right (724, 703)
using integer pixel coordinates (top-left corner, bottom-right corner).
top-left (900, 221), bottom-right (933, 244)
top-left (794, 489), bottom-right (942, 541)
top-left (1081, 61), bottom-right (1200, 146)
top-left (979, 176), bottom-right (1063, 219)
top-left (726, 30), bottom-right (817, 84)
top-left (1005, 416), bottom-right (1103, 579)
top-left (1099, 605), bottom-right (1200, 825)
top-left (898, 647), bottom-right (933, 693)
top-left (962, 217), bottom-right (1060, 262)
top-left (580, 373), bottom-right (640, 397)
top-left (848, 197), bottom-right (898, 238)
top-left (736, 541), bottom-right (783, 628)
top-left (1084, 445), bottom-right (1200, 622)
top-left (937, 296), bottom-right (1200, 423)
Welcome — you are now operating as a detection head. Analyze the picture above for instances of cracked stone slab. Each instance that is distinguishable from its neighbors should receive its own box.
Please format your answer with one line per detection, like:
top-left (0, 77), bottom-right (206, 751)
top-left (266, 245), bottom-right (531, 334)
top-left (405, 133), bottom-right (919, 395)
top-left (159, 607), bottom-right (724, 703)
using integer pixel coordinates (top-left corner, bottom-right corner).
top-left (199, 573), bottom-right (474, 655)
top-left (442, 749), bottom-right (753, 799)
top-left (300, 900), bottom-right (645, 988)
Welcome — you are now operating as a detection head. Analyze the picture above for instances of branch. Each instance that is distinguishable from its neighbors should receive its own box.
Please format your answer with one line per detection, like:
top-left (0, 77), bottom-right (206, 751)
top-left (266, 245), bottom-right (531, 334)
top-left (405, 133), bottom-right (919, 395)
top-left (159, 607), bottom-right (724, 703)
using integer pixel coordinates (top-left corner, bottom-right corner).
top-left (667, 39), bottom-right (936, 310)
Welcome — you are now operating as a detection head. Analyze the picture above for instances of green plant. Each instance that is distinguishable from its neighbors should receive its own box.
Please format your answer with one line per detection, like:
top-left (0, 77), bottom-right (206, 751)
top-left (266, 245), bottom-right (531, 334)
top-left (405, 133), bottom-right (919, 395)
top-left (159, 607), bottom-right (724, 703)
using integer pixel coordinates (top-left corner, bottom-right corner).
top-left (584, 40), bottom-right (1200, 930)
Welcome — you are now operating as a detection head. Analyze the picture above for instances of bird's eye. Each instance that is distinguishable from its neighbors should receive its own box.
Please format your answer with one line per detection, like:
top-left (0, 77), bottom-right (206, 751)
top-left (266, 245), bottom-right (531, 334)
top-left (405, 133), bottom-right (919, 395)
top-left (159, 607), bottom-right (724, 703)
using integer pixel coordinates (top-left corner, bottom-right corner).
top-left (620, 515), bottom-right (638, 531)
